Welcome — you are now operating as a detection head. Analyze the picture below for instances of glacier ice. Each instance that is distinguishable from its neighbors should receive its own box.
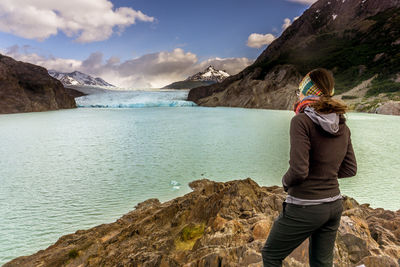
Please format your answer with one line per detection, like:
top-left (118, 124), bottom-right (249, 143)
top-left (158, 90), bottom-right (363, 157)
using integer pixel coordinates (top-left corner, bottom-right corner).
top-left (75, 89), bottom-right (197, 108)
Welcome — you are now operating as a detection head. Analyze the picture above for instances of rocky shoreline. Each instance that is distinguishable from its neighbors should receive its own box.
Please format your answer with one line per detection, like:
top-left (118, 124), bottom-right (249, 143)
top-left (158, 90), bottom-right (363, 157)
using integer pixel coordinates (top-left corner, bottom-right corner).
top-left (5, 178), bottom-right (400, 267)
top-left (352, 100), bottom-right (400, 115)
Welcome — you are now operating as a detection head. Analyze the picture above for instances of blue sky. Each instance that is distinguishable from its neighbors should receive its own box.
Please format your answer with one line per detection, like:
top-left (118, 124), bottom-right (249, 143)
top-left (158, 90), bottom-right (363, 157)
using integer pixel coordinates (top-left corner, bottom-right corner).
top-left (0, 0), bottom-right (314, 88)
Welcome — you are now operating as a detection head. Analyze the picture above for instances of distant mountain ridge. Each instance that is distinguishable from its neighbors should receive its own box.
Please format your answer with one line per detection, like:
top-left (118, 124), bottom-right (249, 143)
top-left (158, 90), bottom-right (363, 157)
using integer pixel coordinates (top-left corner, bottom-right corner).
top-left (186, 66), bottom-right (229, 83)
top-left (48, 70), bottom-right (114, 87)
top-left (163, 66), bottom-right (230, 89)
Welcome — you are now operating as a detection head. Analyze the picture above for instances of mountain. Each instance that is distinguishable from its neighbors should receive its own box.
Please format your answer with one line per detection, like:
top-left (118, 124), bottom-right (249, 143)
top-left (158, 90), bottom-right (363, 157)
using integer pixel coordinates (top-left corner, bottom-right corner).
top-left (5, 178), bottom-right (400, 266)
top-left (186, 66), bottom-right (230, 83)
top-left (188, 0), bottom-right (400, 114)
top-left (0, 54), bottom-right (76, 114)
top-left (48, 70), bottom-right (115, 87)
top-left (163, 66), bottom-right (230, 89)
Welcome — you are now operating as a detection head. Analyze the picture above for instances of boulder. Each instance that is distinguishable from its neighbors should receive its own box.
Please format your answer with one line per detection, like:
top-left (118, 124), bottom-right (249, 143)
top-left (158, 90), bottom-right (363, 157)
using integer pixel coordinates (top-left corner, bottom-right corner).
top-left (376, 101), bottom-right (400, 115)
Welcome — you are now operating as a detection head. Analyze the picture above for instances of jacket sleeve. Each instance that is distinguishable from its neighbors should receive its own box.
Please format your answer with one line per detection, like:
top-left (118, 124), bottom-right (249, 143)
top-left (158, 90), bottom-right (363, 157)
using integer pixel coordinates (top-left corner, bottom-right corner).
top-left (282, 116), bottom-right (311, 189)
top-left (338, 132), bottom-right (357, 178)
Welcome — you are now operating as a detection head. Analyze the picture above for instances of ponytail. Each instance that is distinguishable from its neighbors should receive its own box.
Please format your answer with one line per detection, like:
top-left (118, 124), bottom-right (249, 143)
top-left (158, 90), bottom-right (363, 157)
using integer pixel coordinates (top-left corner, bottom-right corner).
top-left (305, 68), bottom-right (348, 114)
top-left (311, 96), bottom-right (348, 114)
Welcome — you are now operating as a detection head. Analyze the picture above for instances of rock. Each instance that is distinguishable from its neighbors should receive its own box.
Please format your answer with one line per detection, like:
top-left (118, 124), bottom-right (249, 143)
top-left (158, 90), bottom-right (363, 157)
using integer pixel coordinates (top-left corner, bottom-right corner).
top-left (252, 219), bottom-right (272, 240)
top-left (241, 248), bottom-right (262, 266)
top-left (0, 54), bottom-right (76, 114)
top-left (392, 37), bottom-right (400, 46)
top-left (286, 239), bottom-right (309, 264)
top-left (211, 215), bottom-right (228, 232)
top-left (134, 198), bottom-right (161, 210)
top-left (376, 101), bottom-right (400, 115)
top-left (357, 255), bottom-right (399, 267)
top-left (64, 87), bottom-right (87, 98)
top-left (373, 53), bottom-right (386, 62)
top-left (338, 233), bottom-right (371, 263)
top-left (4, 178), bottom-right (400, 267)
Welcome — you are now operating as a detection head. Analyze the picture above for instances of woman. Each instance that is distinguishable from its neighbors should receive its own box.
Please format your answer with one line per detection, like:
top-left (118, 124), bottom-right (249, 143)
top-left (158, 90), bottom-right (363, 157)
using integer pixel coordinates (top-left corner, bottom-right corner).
top-left (261, 68), bottom-right (357, 267)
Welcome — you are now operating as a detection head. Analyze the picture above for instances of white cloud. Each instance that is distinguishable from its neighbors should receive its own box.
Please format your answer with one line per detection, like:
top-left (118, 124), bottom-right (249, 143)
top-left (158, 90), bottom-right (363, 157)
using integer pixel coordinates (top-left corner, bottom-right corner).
top-left (109, 48), bottom-right (199, 87)
top-left (282, 16), bottom-right (300, 31)
top-left (282, 18), bottom-right (292, 31)
top-left (286, 0), bottom-right (317, 5)
top-left (3, 45), bottom-right (254, 88)
top-left (248, 15), bottom-right (302, 49)
top-left (0, 0), bottom-right (154, 43)
top-left (3, 45), bottom-right (81, 72)
top-left (247, 33), bottom-right (276, 49)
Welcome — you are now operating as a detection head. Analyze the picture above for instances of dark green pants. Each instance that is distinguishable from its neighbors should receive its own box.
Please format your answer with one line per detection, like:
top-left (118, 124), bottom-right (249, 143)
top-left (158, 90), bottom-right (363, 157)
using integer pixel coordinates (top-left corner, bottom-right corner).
top-left (261, 199), bottom-right (343, 267)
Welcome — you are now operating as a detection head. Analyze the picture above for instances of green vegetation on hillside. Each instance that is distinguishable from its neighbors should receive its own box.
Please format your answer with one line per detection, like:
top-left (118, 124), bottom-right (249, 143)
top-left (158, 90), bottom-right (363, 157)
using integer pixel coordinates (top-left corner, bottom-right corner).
top-left (366, 78), bottom-right (400, 97)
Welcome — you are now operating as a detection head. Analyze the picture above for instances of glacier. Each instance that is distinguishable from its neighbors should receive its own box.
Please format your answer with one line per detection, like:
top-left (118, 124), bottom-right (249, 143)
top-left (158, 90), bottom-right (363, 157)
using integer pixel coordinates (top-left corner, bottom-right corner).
top-left (75, 89), bottom-right (197, 108)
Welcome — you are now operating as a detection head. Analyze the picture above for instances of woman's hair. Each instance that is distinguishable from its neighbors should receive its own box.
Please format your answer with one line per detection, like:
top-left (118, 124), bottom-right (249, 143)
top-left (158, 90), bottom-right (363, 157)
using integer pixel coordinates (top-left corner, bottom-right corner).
top-left (308, 68), bottom-right (348, 114)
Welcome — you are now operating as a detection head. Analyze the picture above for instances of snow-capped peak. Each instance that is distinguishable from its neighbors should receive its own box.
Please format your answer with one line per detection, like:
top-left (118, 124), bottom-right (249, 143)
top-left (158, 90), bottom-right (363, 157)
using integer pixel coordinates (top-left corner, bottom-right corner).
top-left (48, 70), bottom-right (114, 87)
top-left (186, 66), bottom-right (230, 83)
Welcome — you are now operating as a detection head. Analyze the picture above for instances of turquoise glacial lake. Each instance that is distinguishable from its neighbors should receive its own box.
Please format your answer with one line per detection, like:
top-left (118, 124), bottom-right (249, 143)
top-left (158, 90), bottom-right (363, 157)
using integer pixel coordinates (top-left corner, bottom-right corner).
top-left (0, 107), bottom-right (399, 264)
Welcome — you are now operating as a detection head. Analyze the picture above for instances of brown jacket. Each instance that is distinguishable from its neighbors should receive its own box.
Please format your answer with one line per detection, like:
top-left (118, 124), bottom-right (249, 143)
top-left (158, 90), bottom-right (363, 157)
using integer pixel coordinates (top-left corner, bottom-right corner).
top-left (282, 113), bottom-right (357, 199)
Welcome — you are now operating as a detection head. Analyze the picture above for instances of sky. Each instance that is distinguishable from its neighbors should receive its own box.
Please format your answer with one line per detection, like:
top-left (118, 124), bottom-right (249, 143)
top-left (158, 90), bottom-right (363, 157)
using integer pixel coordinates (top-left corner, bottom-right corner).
top-left (0, 0), bottom-right (316, 88)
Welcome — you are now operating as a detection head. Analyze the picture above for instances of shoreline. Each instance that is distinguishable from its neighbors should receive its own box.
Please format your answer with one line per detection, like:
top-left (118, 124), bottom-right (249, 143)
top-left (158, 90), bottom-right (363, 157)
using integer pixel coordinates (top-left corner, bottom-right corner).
top-left (188, 97), bottom-right (400, 116)
top-left (5, 178), bottom-right (400, 267)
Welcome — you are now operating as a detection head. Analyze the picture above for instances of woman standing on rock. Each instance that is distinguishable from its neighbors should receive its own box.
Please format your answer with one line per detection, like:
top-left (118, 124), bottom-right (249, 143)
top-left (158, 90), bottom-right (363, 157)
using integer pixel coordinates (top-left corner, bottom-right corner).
top-left (261, 68), bottom-right (357, 266)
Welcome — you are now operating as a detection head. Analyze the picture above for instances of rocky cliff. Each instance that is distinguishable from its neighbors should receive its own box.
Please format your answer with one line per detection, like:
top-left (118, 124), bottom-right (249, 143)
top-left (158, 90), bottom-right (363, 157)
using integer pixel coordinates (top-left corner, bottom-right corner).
top-left (188, 0), bottom-right (400, 113)
top-left (5, 179), bottom-right (400, 267)
top-left (0, 54), bottom-right (76, 114)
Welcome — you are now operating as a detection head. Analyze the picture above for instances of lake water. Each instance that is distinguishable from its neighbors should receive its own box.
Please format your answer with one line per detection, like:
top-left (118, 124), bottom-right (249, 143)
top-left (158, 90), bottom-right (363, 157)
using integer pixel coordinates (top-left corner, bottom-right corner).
top-left (0, 90), bottom-right (399, 264)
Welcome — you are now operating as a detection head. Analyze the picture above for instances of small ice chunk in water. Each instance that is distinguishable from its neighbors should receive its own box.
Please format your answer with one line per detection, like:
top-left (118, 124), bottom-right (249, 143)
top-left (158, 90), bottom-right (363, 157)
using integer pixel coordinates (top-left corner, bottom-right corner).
top-left (170, 180), bottom-right (180, 186)
top-left (170, 180), bottom-right (181, 189)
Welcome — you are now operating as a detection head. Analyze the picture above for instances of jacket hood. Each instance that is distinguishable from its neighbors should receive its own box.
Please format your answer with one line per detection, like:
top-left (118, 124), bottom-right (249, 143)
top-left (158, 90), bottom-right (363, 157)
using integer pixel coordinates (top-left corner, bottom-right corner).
top-left (304, 106), bottom-right (342, 135)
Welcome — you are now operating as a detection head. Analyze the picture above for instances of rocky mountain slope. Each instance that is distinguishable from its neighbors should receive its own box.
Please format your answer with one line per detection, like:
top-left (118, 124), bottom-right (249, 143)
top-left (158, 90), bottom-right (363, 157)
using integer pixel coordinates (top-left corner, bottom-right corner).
top-left (49, 70), bottom-right (114, 87)
top-left (163, 80), bottom-right (215, 90)
top-left (5, 178), bottom-right (400, 267)
top-left (163, 66), bottom-right (230, 89)
top-left (0, 54), bottom-right (76, 114)
top-left (188, 0), bottom-right (400, 114)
